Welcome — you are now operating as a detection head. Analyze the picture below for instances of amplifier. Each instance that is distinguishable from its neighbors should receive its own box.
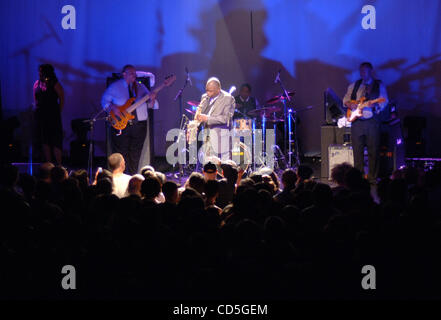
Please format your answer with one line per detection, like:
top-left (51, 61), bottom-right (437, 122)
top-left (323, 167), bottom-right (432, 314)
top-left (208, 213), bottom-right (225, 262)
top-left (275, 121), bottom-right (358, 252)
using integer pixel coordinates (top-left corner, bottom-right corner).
top-left (320, 125), bottom-right (347, 179)
top-left (328, 144), bottom-right (354, 179)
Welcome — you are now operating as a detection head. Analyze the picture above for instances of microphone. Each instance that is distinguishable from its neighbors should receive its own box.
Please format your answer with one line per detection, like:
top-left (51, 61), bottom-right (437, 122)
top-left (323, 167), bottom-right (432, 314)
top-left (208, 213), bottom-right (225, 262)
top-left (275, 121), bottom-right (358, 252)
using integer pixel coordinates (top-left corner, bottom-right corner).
top-left (185, 67), bottom-right (192, 86)
top-left (274, 69), bottom-right (281, 84)
top-left (201, 94), bottom-right (210, 104)
top-left (229, 86), bottom-right (236, 95)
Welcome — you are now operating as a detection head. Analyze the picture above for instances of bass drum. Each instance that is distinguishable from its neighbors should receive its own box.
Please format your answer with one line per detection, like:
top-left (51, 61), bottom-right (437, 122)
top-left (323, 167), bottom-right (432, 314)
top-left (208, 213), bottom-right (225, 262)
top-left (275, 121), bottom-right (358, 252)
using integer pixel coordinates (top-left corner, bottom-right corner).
top-left (202, 142), bottom-right (252, 177)
top-left (231, 141), bottom-right (252, 174)
top-left (234, 118), bottom-right (252, 131)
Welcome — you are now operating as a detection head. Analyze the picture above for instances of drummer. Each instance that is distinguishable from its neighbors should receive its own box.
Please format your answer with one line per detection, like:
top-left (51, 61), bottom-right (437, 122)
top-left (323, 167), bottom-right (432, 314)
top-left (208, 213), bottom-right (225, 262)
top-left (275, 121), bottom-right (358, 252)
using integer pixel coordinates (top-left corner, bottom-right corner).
top-left (234, 83), bottom-right (260, 119)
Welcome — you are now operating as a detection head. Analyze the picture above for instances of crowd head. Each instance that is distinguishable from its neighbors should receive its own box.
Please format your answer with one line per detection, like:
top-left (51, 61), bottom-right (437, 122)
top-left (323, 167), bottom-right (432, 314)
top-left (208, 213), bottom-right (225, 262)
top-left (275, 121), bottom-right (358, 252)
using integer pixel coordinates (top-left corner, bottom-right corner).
top-left (1, 152), bottom-right (440, 300)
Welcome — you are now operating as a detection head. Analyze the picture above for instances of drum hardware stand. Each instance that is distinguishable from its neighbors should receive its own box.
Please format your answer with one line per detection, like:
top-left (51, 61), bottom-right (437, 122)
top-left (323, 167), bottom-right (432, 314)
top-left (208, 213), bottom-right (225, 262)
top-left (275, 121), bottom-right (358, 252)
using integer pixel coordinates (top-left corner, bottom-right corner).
top-left (288, 109), bottom-right (301, 168)
top-left (275, 71), bottom-right (293, 168)
top-left (257, 109), bottom-right (288, 169)
top-left (270, 111), bottom-right (286, 169)
top-left (173, 114), bottom-right (189, 184)
top-left (173, 68), bottom-right (192, 183)
top-left (261, 112), bottom-right (267, 163)
top-left (252, 119), bottom-right (257, 171)
top-left (272, 144), bottom-right (286, 170)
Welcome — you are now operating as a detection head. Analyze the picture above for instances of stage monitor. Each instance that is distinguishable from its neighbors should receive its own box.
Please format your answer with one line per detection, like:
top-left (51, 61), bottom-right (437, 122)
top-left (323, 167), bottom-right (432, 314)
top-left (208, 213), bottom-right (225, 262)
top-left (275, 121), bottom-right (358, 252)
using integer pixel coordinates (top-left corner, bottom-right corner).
top-left (324, 88), bottom-right (344, 125)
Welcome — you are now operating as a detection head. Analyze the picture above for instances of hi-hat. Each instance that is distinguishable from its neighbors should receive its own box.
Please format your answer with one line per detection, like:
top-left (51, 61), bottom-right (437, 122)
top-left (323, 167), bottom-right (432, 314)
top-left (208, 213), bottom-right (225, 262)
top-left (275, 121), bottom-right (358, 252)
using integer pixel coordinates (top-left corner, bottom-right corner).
top-left (265, 115), bottom-right (285, 122)
top-left (187, 100), bottom-right (199, 107)
top-left (185, 108), bottom-right (195, 114)
top-left (265, 91), bottom-right (295, 105)
top-left (247, 106), bottom-right (282, 117)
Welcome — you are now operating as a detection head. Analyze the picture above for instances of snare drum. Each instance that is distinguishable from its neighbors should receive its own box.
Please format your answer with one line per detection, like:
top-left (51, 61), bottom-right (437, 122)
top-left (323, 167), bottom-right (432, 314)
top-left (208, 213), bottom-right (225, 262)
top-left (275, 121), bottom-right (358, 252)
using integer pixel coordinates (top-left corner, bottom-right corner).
top-left (202, 142), bottom-right (251, 177)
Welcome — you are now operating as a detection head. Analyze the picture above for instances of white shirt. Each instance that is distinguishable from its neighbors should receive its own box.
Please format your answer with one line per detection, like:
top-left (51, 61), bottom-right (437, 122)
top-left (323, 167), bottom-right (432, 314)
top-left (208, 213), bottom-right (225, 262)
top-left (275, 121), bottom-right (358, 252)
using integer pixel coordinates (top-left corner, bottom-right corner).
top-left (112, 173), bottom-right (132, 198)
top-left (101, 79), bottom-right (158, 121)
top-left (207, 93), bottom-right (221, 116)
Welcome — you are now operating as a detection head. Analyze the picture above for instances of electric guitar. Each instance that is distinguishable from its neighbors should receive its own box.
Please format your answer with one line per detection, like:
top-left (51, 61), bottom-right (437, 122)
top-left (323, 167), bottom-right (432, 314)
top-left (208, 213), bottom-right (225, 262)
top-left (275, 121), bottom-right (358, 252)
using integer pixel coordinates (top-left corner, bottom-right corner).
top-left (346, 96), bottom-right (386, 122)
top-left (108, 74), bottom-right (176, 130)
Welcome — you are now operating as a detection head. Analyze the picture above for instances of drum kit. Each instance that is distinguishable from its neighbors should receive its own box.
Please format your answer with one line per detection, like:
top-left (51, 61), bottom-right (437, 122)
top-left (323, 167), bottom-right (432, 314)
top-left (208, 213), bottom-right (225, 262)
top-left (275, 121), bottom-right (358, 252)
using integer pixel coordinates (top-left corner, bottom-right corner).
top-left (184, 90), bottom-right (298, 173)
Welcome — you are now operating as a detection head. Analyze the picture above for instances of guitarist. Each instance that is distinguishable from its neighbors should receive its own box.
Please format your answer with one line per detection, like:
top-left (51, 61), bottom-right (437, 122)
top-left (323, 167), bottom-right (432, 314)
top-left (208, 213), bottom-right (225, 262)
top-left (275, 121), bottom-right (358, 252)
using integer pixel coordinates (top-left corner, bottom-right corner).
top-left (101, 65), bottom-right (158, 175)
top-left (343, 62), bottom-right (388, 183)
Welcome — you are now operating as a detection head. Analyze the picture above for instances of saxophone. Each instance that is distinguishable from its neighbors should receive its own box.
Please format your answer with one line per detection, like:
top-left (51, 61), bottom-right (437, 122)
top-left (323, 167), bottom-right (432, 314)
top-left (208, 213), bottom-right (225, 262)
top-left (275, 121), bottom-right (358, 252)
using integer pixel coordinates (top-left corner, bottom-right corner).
top-left (187, 95), bottom-right (209, 143)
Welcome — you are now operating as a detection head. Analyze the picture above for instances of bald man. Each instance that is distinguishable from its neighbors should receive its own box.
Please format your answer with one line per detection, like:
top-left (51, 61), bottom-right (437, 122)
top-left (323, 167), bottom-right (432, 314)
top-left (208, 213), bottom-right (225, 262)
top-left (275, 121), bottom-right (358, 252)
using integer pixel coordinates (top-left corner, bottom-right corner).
top-left (196, 77), bottom-right (236, 161)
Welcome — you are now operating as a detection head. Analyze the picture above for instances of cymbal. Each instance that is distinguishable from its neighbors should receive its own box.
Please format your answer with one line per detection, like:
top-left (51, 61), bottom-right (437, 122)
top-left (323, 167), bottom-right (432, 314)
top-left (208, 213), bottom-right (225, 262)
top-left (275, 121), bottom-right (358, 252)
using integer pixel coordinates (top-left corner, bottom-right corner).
top-left (265, 91), bottom-right (295, 105)
top-left (247, 106), bottom-right (282, 117)
top-left (185, 108), bottom-right (195, 115)
top-left (187, 100), bottom-right (199, 107)
top-left (266, 116), bottom-right (285, 122)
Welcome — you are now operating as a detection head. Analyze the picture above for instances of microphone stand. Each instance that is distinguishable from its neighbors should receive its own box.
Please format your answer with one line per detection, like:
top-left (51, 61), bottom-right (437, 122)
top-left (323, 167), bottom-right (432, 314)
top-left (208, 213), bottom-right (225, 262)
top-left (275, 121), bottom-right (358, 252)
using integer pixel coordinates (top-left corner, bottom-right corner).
top-left (173, 72), bottom-right (191, 181)
top-left (83, 108), bottom-right (108, 183)
top-left (174, 114), bottom-right (189, 184)
top-left (174, 75), bottom-right (190, 116)
top-left (275, 74), bottom-right (293, 168)
top-left (233, 109), bottom-right (248, 118)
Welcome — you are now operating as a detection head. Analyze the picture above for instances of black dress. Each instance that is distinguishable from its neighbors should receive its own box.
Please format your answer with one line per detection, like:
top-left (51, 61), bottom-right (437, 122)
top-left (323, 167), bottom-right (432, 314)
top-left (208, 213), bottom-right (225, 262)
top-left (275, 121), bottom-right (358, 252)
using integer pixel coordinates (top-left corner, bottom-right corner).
top-left (34, 80), bottom-right (63, 149)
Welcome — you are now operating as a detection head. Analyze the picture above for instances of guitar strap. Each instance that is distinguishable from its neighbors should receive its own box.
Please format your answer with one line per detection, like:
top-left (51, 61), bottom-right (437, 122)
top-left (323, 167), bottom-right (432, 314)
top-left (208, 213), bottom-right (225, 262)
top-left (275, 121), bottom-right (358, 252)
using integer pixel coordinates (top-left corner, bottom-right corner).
top-left (128, 84), bottom-right (139, 122)
top-left (350, 80), bottom-right (363, 100)
top-left (351, 79), bottom-right (380, 101)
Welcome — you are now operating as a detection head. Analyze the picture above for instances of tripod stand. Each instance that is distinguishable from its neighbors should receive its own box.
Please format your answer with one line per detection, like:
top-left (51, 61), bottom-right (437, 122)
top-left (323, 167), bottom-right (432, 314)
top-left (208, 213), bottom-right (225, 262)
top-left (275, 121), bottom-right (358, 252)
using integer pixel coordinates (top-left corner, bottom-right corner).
top-left (172, 69), bottom-right (193, 183)
top-left (83, 108), bottom-right (108, 183)
top-left (172, 114), bottom-right (191, 184)
top-left (288, 109), bottom-right (301, 168)
top-left (275, 72), bottom-right (297, 168)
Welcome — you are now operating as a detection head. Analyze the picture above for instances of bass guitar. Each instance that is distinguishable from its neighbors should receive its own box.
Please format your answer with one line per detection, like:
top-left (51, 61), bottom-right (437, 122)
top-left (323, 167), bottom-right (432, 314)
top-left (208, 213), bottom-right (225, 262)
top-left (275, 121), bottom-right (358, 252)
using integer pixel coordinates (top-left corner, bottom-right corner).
top-left (109, 74), bottom-right (176, 130)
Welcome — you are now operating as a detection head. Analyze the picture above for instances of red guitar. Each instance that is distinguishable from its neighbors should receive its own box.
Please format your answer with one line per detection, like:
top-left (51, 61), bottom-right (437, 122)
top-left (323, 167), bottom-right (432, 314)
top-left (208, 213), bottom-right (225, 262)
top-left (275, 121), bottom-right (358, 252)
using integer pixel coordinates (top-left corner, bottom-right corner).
top-left (109, 74), bottom-right (176, 130)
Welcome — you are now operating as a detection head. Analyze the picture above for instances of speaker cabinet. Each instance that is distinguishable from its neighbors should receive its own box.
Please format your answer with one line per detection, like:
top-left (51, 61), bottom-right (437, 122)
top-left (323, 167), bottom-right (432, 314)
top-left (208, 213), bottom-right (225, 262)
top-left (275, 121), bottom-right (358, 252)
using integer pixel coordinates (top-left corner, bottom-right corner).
top-left (328, 145), bottom-right (354, 179)
top-left (321, 125), bottom-right (347, 179)
top-left (379, 119), bottom-right (405, 177)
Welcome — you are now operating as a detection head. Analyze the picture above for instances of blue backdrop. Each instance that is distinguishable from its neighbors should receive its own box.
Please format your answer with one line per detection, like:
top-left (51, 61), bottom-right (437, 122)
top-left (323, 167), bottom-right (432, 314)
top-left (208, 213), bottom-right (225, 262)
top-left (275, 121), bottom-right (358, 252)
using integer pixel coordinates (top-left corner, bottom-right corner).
top-left (1, 0), bottom-right (441, 159)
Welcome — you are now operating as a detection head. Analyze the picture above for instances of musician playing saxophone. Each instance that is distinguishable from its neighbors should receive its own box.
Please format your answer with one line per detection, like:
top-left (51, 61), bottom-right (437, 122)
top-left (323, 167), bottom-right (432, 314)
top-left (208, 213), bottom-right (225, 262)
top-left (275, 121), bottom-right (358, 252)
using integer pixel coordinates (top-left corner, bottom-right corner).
top-left (195, 77), bottom-right (236, 161)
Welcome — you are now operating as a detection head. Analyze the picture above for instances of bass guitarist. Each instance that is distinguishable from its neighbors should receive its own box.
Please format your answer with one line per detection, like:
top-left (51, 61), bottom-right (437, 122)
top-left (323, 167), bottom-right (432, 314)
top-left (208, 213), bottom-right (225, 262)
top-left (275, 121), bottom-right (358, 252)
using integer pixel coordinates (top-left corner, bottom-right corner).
top-left (101, 64), bottom-right (158, 175)
top-left (343, 62), bottom-right (389, 183)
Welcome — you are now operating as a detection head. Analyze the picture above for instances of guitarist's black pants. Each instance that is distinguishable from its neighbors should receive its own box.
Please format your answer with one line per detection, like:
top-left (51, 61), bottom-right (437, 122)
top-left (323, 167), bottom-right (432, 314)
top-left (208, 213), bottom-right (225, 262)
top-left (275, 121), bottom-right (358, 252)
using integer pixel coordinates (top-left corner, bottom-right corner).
top-left (110, 120), bottom-right (147, 175)
top-left (351, 117), bottom-right (380, 182)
